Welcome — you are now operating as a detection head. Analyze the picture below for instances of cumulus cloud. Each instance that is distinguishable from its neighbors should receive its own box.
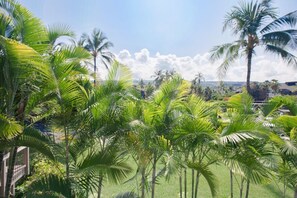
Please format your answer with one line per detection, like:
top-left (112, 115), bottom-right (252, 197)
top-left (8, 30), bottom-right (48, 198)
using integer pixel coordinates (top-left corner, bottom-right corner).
top-left (135, 48), bottom-right (150, 63)
top-left (116, 48), bottom-right (297, 82)
top-left (118, 49), bottom-right (131, 60)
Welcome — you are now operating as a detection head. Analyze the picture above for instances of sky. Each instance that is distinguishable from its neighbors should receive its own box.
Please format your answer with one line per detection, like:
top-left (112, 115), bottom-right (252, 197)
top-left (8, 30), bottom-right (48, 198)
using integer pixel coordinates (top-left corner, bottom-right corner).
top-left (19, 0), bottom-right (297, 82)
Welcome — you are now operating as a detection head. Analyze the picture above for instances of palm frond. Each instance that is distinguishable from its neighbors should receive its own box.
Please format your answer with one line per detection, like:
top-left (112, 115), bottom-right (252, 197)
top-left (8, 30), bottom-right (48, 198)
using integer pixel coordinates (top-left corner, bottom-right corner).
top-left (0, 35), bottom-right (51, 81)
top-left (0, 114), bottom-right (23, 140)
top-left (187, 162), bottom-right (218, 197)
top-left (0, 127), bottom-right (56, 160)
top-left (261, 29), bottom-right (297, 48)
top-left (26, 174), bottom-right (71, 198)
top-left (274, 115), bottom-right (297, 131)
top-left (13, 2), bottom-right (49, 53)
top-left (75, 149), bottom-right (132, 184)
top-left (0, 14), bottom-right (13, 37)
top-left (47, 24), bottom-right (75, 45)
top-left (281, 140), bottom-right (297, 155)
top-left (227, 93), bottom-right (254, 114)
top-left (210, 42), bottom-right (243, 79)
top-left (261, 10), bottom-right (297, 34)
top-left (219, 132), bottom-right (255, 145)
top-left (106, 61), bottom-right (132, 88)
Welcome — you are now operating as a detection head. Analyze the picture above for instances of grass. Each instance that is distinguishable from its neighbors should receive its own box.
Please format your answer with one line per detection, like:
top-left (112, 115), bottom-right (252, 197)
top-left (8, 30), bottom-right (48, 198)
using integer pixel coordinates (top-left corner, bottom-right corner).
top-left (100, 160), bottom-right (294, 198)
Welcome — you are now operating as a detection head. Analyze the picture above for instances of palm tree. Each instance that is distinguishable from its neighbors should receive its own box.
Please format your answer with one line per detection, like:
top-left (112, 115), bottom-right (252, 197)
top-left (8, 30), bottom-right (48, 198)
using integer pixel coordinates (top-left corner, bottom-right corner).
top-left (210, 0), bottom-right (297, 94)
top-left (25, 140), bottom-right (132, 197)
top-left (23, 62), bottom-right (132, 198)
top-left (0, 1), bottom-right (53, 195)
top-left (218, 93), bottom-right (275, 198)
top-left (191, 72), bottom-right (205, 95)
top-left (173, 95), bottom-right (219, 198)
top-left (263, 96), bottom-right (297, 197)
top-left (46, 45), bottom-right (90, 185)
top-left (82, 62), bottom-right (133, 198)
top-left (80, 28), bottom-right (114, 86)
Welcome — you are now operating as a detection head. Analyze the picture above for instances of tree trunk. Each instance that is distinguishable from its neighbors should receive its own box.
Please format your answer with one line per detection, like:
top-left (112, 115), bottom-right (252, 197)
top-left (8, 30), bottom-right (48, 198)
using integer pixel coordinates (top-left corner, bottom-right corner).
top-left (5, 147), bottom-right (18, 198)
top-left (246, 47), bottom-right (253, 94)
top-left (151, 153), bottom-right (157, 198)
top-left (239, 177), bottom-right (244, 198)
top-left (93, 56), bottom-right (97, 86)
top-left (141, 167), bottom-right (146, 198)
top-left (0, 151), bottom-right (3, 176)
top-left (245, 180), bottom-right (250, 198)
top-left (64, 126), bottom-right (73, 198)
top-left (97, 176), bottom-right (103, 198)
top-left (283, 178), bottom-right (286, 198)
top-left (194, 171), bottom-right (200, 198)
top-left (64, 125), bottom-right (70, 181)
top-left (294, 186), bottom-right (297, 198)
top-left (191, 169), bottom-right (195, 198)
top-left (184, 168), bottom-right (187, 198)
top-left (179, 168), bottom-right (182, 198)
top-left (230, 170), bottom-right (233, 198)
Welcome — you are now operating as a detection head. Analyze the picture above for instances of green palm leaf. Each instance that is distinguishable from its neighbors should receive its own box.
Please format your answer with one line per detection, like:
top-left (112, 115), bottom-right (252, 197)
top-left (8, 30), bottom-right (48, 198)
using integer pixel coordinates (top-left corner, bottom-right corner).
top-left (262, 29), bottom-right (297, 47)
top-left (0, 114), bottom-right (23, 140)
top-left (75, 148), bottom-right (132, 185)
top-left (261, 10), bottom-right (297, 34)
top-left (47, 24), bottom-right (75, 45)
top-left (26, 174), bottom-right (71, 198)
top-left (187, 162), bottom-right (218, 197)
top-left (0, 127), bottom-right (56, 160)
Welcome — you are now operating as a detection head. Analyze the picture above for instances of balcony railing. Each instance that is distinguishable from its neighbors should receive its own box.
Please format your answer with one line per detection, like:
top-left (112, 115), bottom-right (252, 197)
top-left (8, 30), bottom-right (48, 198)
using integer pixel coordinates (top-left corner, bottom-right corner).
top-left (0, 147), bottom-right (30, 197)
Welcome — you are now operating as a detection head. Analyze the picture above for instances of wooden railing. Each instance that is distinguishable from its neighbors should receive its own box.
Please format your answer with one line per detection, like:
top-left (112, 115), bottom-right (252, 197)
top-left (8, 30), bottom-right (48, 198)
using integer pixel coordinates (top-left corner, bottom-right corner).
top-left (0, 147), bottom-right (29, 197)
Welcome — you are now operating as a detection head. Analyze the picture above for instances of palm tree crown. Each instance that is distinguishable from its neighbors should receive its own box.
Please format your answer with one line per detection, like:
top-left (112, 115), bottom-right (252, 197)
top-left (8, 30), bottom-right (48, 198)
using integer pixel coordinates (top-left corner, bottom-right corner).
top-left (80, 28), bottom-right (114, 86)
top-left (210, 0), bottom-right (297, 94)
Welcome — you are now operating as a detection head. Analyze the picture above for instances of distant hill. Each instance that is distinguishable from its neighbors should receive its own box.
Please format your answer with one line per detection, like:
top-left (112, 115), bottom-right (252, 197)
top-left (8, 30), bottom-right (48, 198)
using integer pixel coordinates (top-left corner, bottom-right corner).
top-left (133, 80), bottom-right (246, 88)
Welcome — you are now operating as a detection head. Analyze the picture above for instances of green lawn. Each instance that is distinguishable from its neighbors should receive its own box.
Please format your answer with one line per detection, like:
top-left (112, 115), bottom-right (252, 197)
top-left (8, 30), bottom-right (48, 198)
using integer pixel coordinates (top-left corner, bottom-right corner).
top-left (100, 162), bottom-right (294, 198)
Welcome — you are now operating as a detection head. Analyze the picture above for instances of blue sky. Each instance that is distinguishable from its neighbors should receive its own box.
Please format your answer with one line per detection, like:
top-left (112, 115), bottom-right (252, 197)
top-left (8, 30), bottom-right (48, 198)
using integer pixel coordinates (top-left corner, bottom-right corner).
top-left (19, 0), bottom-right (297, 82)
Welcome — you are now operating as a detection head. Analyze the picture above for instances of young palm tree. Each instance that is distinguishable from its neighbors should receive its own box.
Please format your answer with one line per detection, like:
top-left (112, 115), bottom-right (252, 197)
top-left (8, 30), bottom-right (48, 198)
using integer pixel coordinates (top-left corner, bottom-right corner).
top-left (80, 28), bottom-right (114, 86)
top-left (210, 0), bottom-right (297, 94)
top-left (25, 140), bottom-right (132, 197)
top-left (82, 62), bottom-right (133, 198)
top-left (217, 93), bottom-right (275, 198)
top-left (0, 0), bottom-right (52, 194)
top-left (262, 96), bottom-right (297, 197)
top-left (173, 95), bottom-right (219, 198)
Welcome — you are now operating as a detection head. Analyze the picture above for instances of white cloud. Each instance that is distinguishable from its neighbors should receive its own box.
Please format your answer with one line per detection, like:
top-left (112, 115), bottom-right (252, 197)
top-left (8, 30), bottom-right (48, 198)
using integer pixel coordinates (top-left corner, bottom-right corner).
top-left (118, 49), bottom-right (131, 60)
top-left (115, 48), bottom-right (297, 82)
top-left (135, 48), bottom-right (150, 63)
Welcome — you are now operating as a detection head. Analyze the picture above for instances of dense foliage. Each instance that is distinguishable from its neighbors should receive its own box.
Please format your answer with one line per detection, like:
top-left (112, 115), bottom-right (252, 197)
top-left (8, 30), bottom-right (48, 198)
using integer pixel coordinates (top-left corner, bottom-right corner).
top-left (0, 0), bottom-right (296, 198)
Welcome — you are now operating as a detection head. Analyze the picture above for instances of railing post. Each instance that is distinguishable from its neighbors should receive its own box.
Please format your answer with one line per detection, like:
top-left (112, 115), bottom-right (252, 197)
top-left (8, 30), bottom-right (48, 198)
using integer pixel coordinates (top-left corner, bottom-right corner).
top-left (0, 157), bottom-right (7, 197)
top-left (23, 147), bottom-right (30, 175)
top-left (10, 183), bottom-right (15, 197)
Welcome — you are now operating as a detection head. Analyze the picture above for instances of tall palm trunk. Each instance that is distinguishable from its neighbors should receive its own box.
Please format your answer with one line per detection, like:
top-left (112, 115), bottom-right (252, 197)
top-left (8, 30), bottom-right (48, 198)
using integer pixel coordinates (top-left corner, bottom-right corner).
top-left (151, 153), bottom-right (157, 198)
top-left (194, 171), bottom-right (200, 198)
top-left (245, 180), bottom-right (250, 198)
top-left (184, 167), bottom-right (187, 198)
top-left (283, 178), bottom-right (286, 198)
top-left (230, 170), bottom-right (234, 198)
top-left (63, 124), bottom-right (72, 198)
top-left (179, 168), bottom-right (182, 198)
top-left (5, 146), bottom-right (18, 198)
top-left (246, 48), bottom-right (253, 94)
top-left (239, 177), bottom-right (244, 198)
top-left (64, 125), bottom-right (70, 180)
top-left (141, 167), bottom-right (146, 198)
top-left (97, 176), bottom-right (103, 198)
top-left (0, 151), bottom-right (3, 176)
top-left (93, 56), bottom-right (97, 86)
top-left (191, 169), bottom-right (195, 198)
